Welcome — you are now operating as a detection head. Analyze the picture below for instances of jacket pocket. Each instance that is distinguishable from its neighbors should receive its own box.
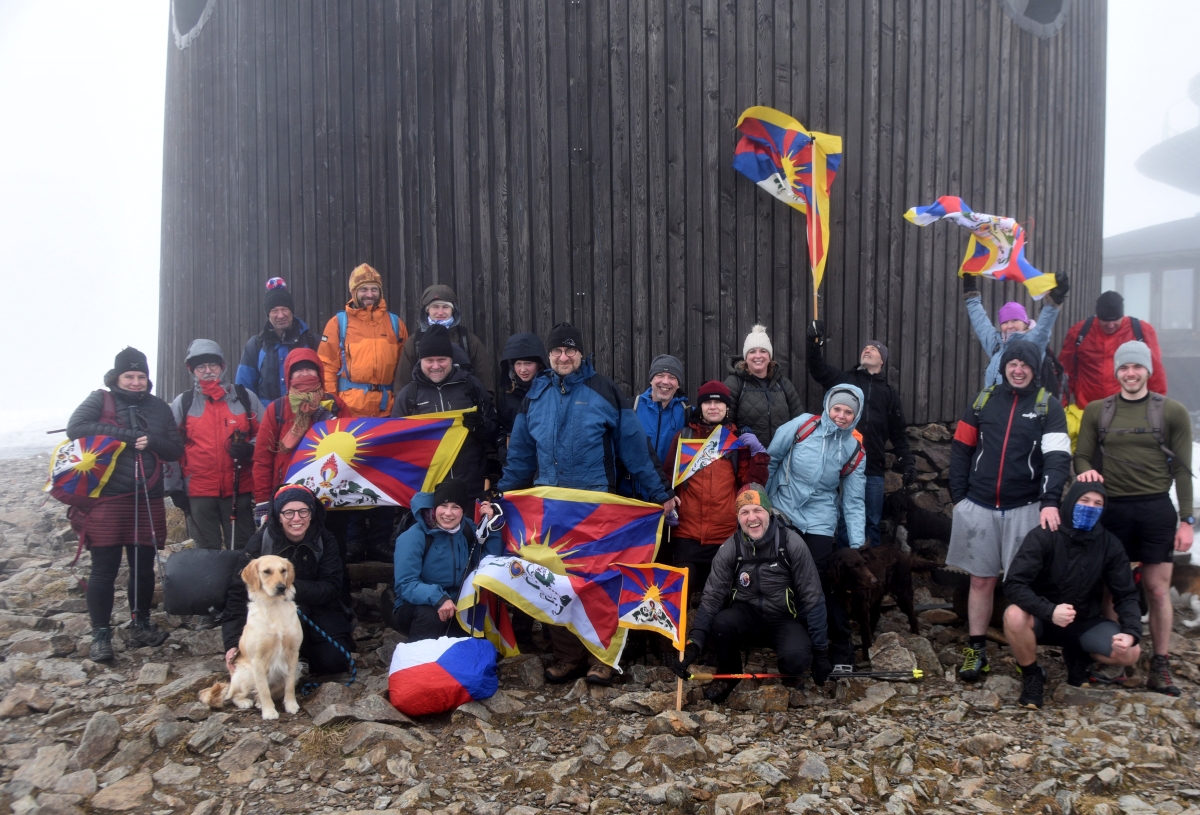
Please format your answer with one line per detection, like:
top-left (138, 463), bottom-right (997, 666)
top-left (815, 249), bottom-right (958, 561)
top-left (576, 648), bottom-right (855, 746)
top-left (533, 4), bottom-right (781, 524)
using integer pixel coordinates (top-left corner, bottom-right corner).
top-left (785, 587), bottom-right (797, 618)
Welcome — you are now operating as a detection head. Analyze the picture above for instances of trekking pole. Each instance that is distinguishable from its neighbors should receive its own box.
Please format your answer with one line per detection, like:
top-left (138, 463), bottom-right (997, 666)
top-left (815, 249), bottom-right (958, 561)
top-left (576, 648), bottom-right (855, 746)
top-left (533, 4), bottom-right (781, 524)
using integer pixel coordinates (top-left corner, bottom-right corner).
top-left (131, 452), bottom-right (141, 628)
top-left (228, 430), bottom-right (246, 551)
top-left (138, 453), bottom-right (163, 577)
top-left (685, 668), bottom-right (925, 682)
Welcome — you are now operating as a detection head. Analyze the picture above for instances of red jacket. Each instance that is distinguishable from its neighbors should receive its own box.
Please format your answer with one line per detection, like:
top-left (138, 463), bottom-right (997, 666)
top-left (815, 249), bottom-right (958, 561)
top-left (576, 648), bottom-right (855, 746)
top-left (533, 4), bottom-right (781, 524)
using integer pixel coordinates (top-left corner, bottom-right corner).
top-left (171, 385), bottom-right (261, 498)
top-left (663, 420), bottom-right (769, 545)
top-left (1059, 317), bottom-right (1168, 408)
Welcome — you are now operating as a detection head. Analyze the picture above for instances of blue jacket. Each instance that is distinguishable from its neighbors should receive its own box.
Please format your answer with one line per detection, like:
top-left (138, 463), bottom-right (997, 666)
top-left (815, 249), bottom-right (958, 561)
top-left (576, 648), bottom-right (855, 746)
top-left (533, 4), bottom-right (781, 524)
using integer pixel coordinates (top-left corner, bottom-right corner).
top-left (766, 384), bottom-right (868, 546)
top-left (497, 357), bottom-right (671, 502)
top-left (236, 318), bottom-right (319, 401)
top-left (965, 296), bottom-right (1059, 388)
top-left (393, 491), bottom-right (502, 609)
top-left (633, 389), bottom-right (689, 466)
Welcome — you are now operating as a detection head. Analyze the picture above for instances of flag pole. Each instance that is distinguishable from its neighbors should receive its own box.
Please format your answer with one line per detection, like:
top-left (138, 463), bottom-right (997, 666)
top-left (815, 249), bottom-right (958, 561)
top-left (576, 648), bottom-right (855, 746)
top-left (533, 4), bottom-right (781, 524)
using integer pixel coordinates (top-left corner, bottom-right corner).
top-left (675, 568), bottom-right (689, 712)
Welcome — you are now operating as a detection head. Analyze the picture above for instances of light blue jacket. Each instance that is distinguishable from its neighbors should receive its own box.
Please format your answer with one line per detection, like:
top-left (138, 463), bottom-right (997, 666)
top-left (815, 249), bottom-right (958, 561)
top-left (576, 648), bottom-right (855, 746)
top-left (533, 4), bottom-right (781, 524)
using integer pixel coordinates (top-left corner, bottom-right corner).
top-left (766, 384), bottom-right (868, 546)
top-left (393, 491), bottom-right (502, 609)
top-left (966, 295), bottom-right (1059, 388)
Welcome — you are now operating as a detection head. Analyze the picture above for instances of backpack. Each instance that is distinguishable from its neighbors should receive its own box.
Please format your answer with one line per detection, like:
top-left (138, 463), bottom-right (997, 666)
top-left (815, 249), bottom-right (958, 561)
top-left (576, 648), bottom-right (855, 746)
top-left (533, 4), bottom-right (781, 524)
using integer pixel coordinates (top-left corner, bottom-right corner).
top-left (1093, 392), bottom-right (1193, 477)
top-left (335, 310), bottom-right (403, 411)
top-left (178, 384), bottom-right (253, 440)
top-left (1039, 347), bottom-right (1066, 400)
top-left (792, 415), bottom-right (865, 478)
top-left (972, 385), bottom-right (1050, 430)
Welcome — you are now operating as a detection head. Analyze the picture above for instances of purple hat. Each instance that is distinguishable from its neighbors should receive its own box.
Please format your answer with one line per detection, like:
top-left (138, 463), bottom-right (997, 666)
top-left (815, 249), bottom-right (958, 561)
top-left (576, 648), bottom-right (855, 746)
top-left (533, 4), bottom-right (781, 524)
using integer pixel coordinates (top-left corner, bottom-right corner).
top-left (997, 301), bottom-right (1030, 327)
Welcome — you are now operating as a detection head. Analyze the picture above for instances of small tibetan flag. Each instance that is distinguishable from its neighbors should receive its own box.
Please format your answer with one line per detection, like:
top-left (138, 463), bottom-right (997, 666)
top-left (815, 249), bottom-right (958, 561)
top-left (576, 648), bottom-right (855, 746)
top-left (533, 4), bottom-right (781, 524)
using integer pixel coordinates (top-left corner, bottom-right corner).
top-left (45, 436), bottom-right (127, 499)
top-left (614, 563), bottom-right (688, 652)
top-left (673, 425), bottom-right (748, 488)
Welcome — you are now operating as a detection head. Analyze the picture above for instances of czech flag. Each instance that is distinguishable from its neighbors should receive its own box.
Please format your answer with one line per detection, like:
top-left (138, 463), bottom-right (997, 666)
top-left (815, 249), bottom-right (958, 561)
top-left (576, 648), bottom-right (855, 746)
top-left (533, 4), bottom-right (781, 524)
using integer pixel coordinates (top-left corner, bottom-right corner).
top-left (45, 436), bottom-right (127, 499)
top-left (733, 106), bottom-right (843, 291)
top-left (673, 426), bottom-right (748, 487)
top-left (904, 196), bottom-right (1058, 299)
top-left (283, 411), bottom-right (469, 509)
top-left (387, 636), bottom-right (498, 717)
top-left (614, 563), bottom-right (688, 651)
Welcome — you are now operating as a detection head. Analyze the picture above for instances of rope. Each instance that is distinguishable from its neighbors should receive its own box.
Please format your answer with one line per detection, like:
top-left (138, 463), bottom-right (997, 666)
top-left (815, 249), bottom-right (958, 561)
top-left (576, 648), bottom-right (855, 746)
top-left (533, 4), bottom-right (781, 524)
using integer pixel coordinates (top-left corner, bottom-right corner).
top-left (296, 607), bottom-right (357, 696)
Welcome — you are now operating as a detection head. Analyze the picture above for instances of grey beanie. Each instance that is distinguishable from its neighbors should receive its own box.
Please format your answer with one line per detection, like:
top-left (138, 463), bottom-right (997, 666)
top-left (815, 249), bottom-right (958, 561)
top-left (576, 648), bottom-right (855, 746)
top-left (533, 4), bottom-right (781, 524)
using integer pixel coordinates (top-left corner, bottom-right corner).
top-left (1113, 340), bottom-right (1153, 376)
top-left (827, 388), bottom-right (861, 417)
top-left (648, 354), bottom-right (684, 385)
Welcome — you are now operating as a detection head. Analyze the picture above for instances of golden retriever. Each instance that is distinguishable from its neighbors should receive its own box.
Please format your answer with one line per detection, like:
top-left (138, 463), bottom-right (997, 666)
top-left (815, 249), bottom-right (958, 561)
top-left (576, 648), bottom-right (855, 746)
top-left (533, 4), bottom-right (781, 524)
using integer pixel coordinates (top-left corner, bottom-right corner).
top-left (198, 555), bottom-right (303, 720)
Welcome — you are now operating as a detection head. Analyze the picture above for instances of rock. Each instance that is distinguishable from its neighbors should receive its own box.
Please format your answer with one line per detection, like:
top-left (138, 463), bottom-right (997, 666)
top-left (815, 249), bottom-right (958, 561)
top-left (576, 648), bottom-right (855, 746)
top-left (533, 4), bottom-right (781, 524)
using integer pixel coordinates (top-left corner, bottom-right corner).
top-left (705, 733), bottom-right (734, 754)
top-left (154, 671), bottom-right (218, 701)
top-left (394, 780), bottom-right (431, 808)
top-left (715, 791), bottom-right (764, 815)
top-left (90, 771), bottom-right (154, 811)
top-left (480, 689), bottom-right (526, 715)
top-left (1096, 766), bottom-right (1121, 787)
top-left (0, 683), bottom-right (55, 717)
top-left (727, 683), bottom-right (790, 712)
top-left (37, 658), bottom-right (88, 686)
top-left (68, 711), bottom-right (121, 770)
top-left (643, 734), bottom-right (707, 761)
top-left (864, 729), bottom-right (905, 750)
top-left (547, 756), bottom-right (584, 782)
top-left (869, 631), bottom-right (918, 672)
top-left (101, 737), bottom-right (153, 772)
top-left (340, 722), bottom-right (424, 755)
top-left (301, 681), bottom-right (354, 714)
top-left (6, 633), bottom-right (75, 659)
top-left (547, 785), bottom-right (590, 807)
top-left (787, 793), bottom-right (827, 814)
top-left (1051, 683), bottom-right (1111, 707)
top-left (580, 734), bottom-right (609, 756)
top-left (919, 608), bottom-right (959, 625)
top-left (29, 793), bottom-right (84, 815)
top-left (153, 762), bottom-right (201, 785)
top-left (517, 655), bottom-right (545, 689)
top-left (186, 712), bottom-right (229, 753)
top-left (13, 743), bottom-right (70, 789)
top-left (982, 674), bottom-right (1021, 702)
top-left (795, 751), bottom-right (830, 781)
top-left (752, 760), bottom-right (788, 786)
top-left (1003, 752), bottom-right (1034, 771)
top-left (1116, 795), bottom-right (1157, 813)
top-left (454, 701), bottom-right (492, 722)
top-left (135, 663), bottom-right (170, 685)
top-left (609, 691), bottom-right (676, 715)
top-left (644, 710), bottom-right (699, 736)
top-left (312, 695), bottom-right (413, 727)
top-left (732, 746), bottom-right (775, 765)
top-left (962, 732), bottom-right (1012, 757)
top-left (153, 720), bottom-right (194, 749)
top-left (963, 689), bottom-right (1002, 711)
top-left (850, 682), bottom-right (896, 713)
top-left (217, 733), bottom-right (270, 773)
top-left (53, 770), bottom-right (97, 796)
top-left (641, 781), bottom-right (691, 805)
top-left (904, 635), bottom-right (943, 676)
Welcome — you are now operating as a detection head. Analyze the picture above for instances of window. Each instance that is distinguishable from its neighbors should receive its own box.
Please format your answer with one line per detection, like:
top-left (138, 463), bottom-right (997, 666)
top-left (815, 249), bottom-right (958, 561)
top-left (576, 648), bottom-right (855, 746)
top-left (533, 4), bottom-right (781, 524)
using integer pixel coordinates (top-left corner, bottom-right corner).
top-left (1161, 269), bottom-right (1195, 330)
top-left (1122, 272), bottom-right (1152, 321)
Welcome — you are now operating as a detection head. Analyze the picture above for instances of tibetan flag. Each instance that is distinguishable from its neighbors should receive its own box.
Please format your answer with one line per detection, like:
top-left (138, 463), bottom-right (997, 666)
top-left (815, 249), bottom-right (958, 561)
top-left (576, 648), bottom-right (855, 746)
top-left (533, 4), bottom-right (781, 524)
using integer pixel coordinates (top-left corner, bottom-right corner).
top-left (45, 436), bottom-right (127, 499)
top-left (673, 426), bottom-right (748, 488)
top-left (614, 564), bottom-right (688, 651)
top-left (733, 106), bottom-right (843, 289)
top-left (904, 196), bottom-right (1058, 299)
top-left (455, 583), bottom-right (519, 659)
top-left (283, 411), bottom-right (470, 509)
top-left (387, 636), bottom-right (498, 717)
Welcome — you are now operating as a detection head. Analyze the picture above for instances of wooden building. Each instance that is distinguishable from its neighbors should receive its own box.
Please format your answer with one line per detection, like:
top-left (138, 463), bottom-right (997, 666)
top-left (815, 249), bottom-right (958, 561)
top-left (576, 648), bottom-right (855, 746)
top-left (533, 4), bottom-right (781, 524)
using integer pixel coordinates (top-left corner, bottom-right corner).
top-left (159, 0), bottom-right (1106, 424)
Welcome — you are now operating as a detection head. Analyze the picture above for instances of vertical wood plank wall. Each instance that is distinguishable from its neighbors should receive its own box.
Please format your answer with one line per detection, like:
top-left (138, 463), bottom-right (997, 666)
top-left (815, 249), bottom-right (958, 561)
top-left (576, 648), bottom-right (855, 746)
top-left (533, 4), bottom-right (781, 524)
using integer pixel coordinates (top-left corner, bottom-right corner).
top-left (159, 0), bottom-right (1106, 424)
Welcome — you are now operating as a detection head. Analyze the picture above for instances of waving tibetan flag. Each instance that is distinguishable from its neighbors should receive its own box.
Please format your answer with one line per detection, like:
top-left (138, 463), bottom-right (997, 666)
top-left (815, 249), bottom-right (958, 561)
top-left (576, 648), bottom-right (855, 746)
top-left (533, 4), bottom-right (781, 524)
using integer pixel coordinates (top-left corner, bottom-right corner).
top-left (733, 106), bottom-right (843, 290)
top-left (283, 411), bottom-right (470, 509)
top-left (673, 426), bottom-right (749, 488)
top-left (614, 564), bottom-right (688, 651)
top-left (904, 196), bottom-right (1058, 299)
top-left (45, 436), bottom-right (126, 499)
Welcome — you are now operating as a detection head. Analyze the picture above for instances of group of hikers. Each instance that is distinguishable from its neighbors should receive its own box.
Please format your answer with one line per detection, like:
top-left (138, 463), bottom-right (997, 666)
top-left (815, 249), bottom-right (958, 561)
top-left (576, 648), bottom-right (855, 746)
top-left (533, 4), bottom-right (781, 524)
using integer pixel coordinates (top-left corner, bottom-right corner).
top-left (63, 263), bottom-right (1193, 711)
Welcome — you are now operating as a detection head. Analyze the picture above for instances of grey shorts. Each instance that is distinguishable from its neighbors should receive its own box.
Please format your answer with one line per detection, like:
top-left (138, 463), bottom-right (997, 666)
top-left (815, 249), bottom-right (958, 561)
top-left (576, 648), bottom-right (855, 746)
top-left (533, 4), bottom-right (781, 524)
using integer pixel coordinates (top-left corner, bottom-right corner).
top-left (1032, 616), bottom-right (1121, 658)
top-left (946, 500), bottom-right (1041, 578)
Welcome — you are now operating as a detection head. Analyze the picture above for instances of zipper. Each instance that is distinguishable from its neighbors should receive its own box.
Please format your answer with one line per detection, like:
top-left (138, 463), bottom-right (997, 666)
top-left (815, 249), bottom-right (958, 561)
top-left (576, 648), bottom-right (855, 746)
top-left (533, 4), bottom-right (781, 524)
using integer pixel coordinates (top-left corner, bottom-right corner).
top-left (994, 393), bottom-right (1019, 507)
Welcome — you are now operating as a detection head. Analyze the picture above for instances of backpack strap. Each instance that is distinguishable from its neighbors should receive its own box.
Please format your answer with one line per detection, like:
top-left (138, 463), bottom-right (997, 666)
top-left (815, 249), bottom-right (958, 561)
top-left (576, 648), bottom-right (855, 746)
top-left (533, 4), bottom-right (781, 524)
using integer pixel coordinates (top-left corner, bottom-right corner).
top-left (274, 396), bottom-right (285, 428)
top-left (840, 441), bottom-right (865, 478)
top-left (971, 385), bottom-right (997, 418)
top-left (1130, 317), bottom-right (1144, 342)
top-left (232, 384), bottom-right (253, 417)
top-left (99, 390), bottom-right (121, 426)
top-left (792, 415), bottom-right (821, 446)
top-left (335, 310), bottom-right (395, 411)
top-left (1094, 392), bottom-right (1192, 476)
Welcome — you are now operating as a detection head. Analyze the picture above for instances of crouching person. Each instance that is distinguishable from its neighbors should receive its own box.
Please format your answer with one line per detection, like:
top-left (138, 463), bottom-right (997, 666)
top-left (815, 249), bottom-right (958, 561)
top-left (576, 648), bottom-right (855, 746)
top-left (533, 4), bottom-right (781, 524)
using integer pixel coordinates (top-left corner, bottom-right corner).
top-left (222, 485), bottom-right (355, 677)
top-left (1001, 481), bottom-right (1142, 709)
top-left (671, 485), bottom-right (832, 703)
top-left (388, 478), bottom-right (502, 642)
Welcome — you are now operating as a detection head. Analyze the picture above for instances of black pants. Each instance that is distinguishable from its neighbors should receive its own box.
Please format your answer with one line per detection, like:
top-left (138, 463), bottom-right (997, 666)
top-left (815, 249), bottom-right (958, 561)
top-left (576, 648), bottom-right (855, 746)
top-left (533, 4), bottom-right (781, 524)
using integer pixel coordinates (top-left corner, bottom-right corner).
top-left (387, 602), bottom-right (466, 642)
top-left (672, 537), bottom-right (719, 601)
top-left (187, 494), bottom-right (255, 550)
top-left (299, 630), bottom-right (355, 675)
top-left (801, 532), bottom-right (856, 667)
top-left (87, 545), bottom-right (157, 628)
top-left (345, 507), bottom-right (397, 562)
top-left (711, 603), bottom-right (813, 676)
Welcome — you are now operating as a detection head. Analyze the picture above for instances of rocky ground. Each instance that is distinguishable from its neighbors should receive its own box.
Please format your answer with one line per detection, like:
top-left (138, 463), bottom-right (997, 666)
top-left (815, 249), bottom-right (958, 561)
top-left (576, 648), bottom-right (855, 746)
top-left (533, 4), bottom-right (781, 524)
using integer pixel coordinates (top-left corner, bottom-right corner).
top-left (3, 455), bottom-right (1200, 815)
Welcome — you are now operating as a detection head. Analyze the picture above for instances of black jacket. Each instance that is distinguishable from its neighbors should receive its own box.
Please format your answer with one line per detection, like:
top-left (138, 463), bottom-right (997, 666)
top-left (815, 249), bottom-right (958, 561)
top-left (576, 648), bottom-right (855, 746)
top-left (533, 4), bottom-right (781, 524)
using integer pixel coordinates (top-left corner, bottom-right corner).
top-left (806, 341), bottom-right (914, 477)
top-left (497, 332), bottom-right (549, 459)
top-left (66, 388), bottom-right (184, 498)
top-left (949, 341), bottom-right (1071, 510)
top-left (1003, 481), bottom-right (1142, 641)
top-left (392, 366), bottom-right (501, 497)
top-left (689, 518), bottom-right (828, 651)
top-left (723, 359), bottom-right (804, 446)
top-left (221, 501), bottom-right (353, 652)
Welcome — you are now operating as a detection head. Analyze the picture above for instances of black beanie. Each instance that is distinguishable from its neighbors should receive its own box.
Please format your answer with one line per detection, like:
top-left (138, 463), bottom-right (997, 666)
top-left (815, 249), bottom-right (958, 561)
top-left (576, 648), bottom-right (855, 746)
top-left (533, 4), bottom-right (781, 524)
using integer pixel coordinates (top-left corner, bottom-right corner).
top-left (418, 324), bottom-right (455, 360)
top-left (1095, 291), bottom-right (1124, 321)
top-left (547, 322), bottom-right (585, 354)
top-left (113, 347), bottom-right (149, 376)
top-left (432, 478), bottom-right (471, 510)
top-left (264, 277), bottom-right (296, 314)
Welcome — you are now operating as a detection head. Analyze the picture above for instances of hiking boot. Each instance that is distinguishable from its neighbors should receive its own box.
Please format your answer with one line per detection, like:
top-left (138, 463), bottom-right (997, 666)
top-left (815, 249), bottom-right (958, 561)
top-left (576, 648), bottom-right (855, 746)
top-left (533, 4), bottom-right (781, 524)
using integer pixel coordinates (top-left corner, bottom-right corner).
top-left (957, 645), bottom-right (990, 682)
top-left (127, 613), bottom-right (169, 649)
top-left (704, 679), bottom-right (739, 705)
top-left (1087, 662), bottom-right (1130, 686)
top-left (585, 663), bottom-right (614, 687)
top-left (1147, 654), bottom-right (1182, 697)
top-left (89, 628), bottom-right (114, 662)
top-left (1064, 649), bottom-right (1091, 687)
top-left (1017, 664), bottom-right (1046, 709)
top-left (544, 660), bottom-right (586, 684)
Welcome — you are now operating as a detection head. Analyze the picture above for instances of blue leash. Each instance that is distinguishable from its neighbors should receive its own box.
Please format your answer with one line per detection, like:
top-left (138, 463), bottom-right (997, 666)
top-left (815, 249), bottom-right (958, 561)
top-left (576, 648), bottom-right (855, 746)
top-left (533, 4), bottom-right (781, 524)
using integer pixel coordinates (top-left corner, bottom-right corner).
top-left (296, 608), bottom-right (357, 696)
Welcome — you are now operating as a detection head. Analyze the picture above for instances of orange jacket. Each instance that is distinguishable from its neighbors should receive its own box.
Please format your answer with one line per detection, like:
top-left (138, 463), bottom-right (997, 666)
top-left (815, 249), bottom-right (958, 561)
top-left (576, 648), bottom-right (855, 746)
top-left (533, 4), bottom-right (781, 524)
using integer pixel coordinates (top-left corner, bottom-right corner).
top-left (318, 297), bottom-right (409, 417)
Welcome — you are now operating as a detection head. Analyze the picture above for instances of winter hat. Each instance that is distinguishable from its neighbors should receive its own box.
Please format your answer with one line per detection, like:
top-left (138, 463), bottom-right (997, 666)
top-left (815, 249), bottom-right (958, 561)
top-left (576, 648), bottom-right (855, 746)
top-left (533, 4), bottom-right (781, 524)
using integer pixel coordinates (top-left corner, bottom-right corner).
top-left (1095, 291), bottom-right (1124, 321)
top-left (862, 340), bottom-right (889, 367)
top-left (421, 283), bottom-right (457, 309)
top-left (735, 483), bottom-right (772, 513)
top-left (348, 263), bottom-right (383, 295)
top-left (997, 301), bottom-right (1030, 327)
top-left (648, 354), bottom-right (684, 385)
top-left (418, 324), bottom-right (455, 360)
top-left (432, 478), bottom-right (471, 510)
top-left (185, 339), bottom-right (226, 370)
top-left (742, 324), bottom-right (773, 359)
top-left (827, 388), bottom-right (861, 417)
top-left (547, 322), bottom-right (585, 354)
top-left (264, 277), bottom-right (295, 314)
top-left (696, 380), bottom-right (733, 407)
top-left (273, 484), bottom-right (316, 515)
top-left (1113, 340), bottom-right (1153, 375)
top-left (113, 347), bottom-right (149, 376)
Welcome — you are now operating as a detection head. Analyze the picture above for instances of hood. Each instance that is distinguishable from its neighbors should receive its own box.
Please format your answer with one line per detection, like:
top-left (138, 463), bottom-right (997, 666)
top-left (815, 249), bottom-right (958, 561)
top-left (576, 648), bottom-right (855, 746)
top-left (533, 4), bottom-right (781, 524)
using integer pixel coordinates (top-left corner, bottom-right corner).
top-left (408, 489), bottom-right (471, 536)
top-left (185, 339), bottom-right (226, 365)
top-left (998, 339), bottom-right (1042, 390)
top-left (1060, 479), bottom-right (1107, 538)
top-left (418, 284), bottom-right (462, 331)
top-left (822, 384), bottom-right (865, 433)
top-left (501, 332), bottom-right (550, 388)
top-left (283, 347), bottom-right (323, 385)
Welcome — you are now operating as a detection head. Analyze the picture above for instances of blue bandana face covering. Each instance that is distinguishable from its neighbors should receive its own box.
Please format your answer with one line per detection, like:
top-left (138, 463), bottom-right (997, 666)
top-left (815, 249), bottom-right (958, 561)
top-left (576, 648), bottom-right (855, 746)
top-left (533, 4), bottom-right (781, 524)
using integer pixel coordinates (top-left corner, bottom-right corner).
top-left (1072, 503), bottom-right (1103, 531)
top-left (430, 317), bottom-right (454, 327)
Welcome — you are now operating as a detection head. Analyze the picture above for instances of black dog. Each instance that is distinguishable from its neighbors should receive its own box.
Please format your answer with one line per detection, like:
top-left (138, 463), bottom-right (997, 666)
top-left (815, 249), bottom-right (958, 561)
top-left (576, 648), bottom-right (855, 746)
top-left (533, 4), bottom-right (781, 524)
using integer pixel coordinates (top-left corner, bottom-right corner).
top-left (827, 545), bottom-right (935, 661)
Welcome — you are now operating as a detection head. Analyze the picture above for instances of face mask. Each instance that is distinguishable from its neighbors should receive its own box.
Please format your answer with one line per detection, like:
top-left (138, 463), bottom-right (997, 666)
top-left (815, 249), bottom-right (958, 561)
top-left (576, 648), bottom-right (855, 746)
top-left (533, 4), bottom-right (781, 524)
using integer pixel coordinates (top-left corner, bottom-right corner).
top-left (1072, 503), bottom-right (1103, 531)
top-left (430, 317), bottom-right (454, 327)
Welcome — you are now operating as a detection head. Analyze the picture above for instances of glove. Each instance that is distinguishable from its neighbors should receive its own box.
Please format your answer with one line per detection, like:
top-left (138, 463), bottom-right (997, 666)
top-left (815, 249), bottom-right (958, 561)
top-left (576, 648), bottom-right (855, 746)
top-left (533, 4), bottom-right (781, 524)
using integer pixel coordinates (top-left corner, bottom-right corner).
top-left (483, 486), bottom-right (504, 504)
top-left (461, 411), bottom-right (483, 433)
top-left (669, 643), bottom-right (701, 679)
top-left (169, 490), bottom-right (190, 515)
top-left (961, 274), bottom-right (978, 294)
top-left (806, 320), bottom-right (827, 346)
top-left (811, 648), bottom-right (833, 685)
top-left (903, 466), bottom-right (918, 487)
top-left (228, 440), bottom-right (255, 462)
top-left (1049, 271), bottom-right (1070, 305)
top-left (737, 431), bottom-right (765, 456)
top-left (253, 502), bottom-right (270, 527)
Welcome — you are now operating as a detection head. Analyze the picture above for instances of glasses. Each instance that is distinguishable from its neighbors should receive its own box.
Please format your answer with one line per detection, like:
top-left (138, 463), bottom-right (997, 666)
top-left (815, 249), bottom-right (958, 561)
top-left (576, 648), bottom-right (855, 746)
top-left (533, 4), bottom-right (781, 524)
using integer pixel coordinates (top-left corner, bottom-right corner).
top-left (550, 348), bottom-right (580, 358)
top-left (280, 508), bottom-right (311, 520)
top-left (192, 362), bottom-right (223, 373)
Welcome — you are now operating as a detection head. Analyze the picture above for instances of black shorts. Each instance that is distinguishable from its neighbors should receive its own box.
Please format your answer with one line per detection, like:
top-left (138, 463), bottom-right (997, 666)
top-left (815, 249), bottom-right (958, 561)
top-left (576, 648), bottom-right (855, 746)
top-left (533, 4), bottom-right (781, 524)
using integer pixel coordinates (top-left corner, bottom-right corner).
top-left (1102, 494), bottom-right (1177, 565)
top-left (1032, 616), bottom-right (1120, 657)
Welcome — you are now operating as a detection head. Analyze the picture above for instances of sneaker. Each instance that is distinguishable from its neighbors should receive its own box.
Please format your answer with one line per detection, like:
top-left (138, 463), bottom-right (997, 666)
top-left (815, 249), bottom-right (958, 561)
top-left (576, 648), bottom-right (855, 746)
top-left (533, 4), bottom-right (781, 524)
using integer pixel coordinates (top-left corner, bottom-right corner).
top-left (1017, 665), bottom-right (1046, 709)
top-left (957, 645), bottom-right (990, 682)
top-left (585, 663), bottom-right (614, 687)
top-left (1147, 654), bottom-right (1182, 697)
top-left (704, 679), bottom-right (738, 705)
top-left (1087, 662), bottom-right (1129, 686)
top-left (89, 628), bottom-right (114, 662)
top-left (544, 660), bottom-right (586, 684)
top-left (126, 614), bottom-right (169, 649)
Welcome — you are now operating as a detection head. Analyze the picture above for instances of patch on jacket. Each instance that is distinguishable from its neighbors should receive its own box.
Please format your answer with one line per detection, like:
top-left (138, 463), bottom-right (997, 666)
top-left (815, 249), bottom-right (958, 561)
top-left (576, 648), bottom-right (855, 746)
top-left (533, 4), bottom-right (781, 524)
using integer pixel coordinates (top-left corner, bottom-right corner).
top-left (321, 335), bottom-right (328, 342)
top-left (739, 572), bottom-right (751, 587)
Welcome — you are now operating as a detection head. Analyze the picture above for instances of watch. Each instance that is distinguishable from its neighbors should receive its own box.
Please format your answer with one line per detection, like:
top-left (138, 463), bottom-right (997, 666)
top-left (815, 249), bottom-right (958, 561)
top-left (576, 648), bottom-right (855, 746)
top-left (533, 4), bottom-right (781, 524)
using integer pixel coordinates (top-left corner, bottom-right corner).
top-left (1185, 516), bottom-right (1196, 526)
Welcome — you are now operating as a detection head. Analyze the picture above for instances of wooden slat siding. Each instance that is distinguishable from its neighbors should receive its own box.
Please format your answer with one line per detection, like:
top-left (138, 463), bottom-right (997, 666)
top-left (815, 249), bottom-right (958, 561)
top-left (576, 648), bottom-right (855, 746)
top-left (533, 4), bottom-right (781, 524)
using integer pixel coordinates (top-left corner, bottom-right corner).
top-left (872, 0), bottom-right (895, 373)
top-left (944, 0), bottom-right (967, 419)
top-left (466, 0), bottom-right (494, 354)
top-left (488, 1), bottom-right (511, 346)
top-left (858, 0), bottom-right (880, 348)
top-left (699, 0), bottom-right (720, 384)
top-left (565, 1), bottom-right (590, 347)
top-left (749, 0), bottom-right (772, 371)
top-left (663, 0), bottom-right (686, 386)
top-left (609, 0), bottom-right (633, 393)
top-left (628, 0), bottom-right (650, 381)
top-left (927, 0), bottom-right (950, 418)
top-left (368, 2), bottom-right (390, 287)
top-left (681, 0), bottom-right (704, 390)
top-left (285, 2), bottom-right (302, 296)
top-left (718, 0), bottom-right (739, 371)
top-left (768, 0), bottom-right (792, 395)
top-left (589, 0), bottom-right (615, 385)
top-left (502, 0), bottom-right (525, 343)
top-left (733, 0), bottom-right (755, 366)
top-left (449, 0), bottom-right (474, 325)
top-left (839, 0), bottom-right (862, 385)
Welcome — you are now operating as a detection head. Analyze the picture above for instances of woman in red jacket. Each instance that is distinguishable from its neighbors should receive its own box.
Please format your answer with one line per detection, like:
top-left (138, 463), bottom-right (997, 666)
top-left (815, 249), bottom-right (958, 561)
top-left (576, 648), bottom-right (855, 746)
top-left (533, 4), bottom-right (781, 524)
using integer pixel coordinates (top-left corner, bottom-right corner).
top-left (663, 381), bottom-right (769, 595)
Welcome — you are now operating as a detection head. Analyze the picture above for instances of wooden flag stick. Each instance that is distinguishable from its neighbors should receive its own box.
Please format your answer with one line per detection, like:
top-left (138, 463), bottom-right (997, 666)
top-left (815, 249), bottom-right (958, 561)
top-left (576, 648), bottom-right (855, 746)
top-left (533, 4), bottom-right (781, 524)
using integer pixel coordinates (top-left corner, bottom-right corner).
top-left (812, 274), bottom-right (820, 321)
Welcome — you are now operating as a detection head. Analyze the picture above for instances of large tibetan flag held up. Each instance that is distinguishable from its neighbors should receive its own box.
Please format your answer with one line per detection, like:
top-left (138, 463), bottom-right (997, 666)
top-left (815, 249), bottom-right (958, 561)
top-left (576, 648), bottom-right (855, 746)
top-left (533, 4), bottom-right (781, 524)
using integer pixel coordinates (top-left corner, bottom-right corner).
top-left (614, 563), bottom-right (688, 652)
top-left (283, 411), bottom-right (470, 509)
top-left (733, 106), bottom-right (843, 296)
top-left (673, 425), bottom-right (748, 488)
top-left (45, 436), bottom-right (127, 499)
top-left (903, 196), bottom-right (1058, 299)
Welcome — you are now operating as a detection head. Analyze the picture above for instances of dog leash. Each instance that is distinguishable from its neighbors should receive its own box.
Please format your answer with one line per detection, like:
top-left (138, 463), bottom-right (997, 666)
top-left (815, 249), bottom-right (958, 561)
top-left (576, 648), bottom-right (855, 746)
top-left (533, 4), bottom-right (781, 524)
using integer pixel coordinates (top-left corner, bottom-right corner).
top-left (296, 608), bottom-right (357, 696)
